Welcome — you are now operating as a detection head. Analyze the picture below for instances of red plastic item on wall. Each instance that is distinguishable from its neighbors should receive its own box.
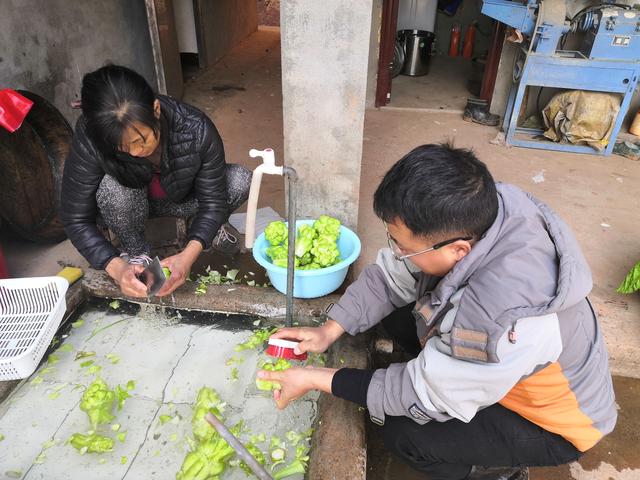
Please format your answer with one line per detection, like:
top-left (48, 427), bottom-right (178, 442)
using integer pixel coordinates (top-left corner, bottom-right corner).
top-left (0, 245), bottom-right (8, 279)
top-left (0, 89), bottom-right (33, 133)
top-left (462, 23), bottom-right (477, 59)
top-left (449, 24), bottom-right (461, 57)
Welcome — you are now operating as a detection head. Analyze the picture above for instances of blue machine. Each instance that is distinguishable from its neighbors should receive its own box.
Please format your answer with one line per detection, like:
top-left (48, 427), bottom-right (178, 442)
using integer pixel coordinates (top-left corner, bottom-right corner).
top-left (481, 0), bottom-right (640, 155)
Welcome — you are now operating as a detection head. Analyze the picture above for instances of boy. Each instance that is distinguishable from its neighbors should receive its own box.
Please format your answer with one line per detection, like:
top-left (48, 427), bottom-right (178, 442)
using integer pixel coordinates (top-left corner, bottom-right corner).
top-left (258, 144), bottom-right (616, 479)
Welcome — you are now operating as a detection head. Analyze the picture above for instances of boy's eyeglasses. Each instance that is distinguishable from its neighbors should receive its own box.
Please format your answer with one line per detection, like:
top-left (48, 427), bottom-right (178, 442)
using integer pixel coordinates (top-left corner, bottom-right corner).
top-left (384, 223), bottom-right (472, 261)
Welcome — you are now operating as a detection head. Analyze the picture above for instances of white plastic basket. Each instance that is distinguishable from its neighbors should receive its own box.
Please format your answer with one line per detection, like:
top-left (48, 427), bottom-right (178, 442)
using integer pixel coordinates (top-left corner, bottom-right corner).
top-left (0, 276), bottom-right (68, 380)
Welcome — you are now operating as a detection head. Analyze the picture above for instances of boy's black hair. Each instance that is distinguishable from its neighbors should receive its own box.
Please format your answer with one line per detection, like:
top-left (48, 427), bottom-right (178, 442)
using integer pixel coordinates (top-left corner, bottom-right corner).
top-left (80, 65), bottom-right (160, 188)
top-left (373, 143), bottom-right (498, 239)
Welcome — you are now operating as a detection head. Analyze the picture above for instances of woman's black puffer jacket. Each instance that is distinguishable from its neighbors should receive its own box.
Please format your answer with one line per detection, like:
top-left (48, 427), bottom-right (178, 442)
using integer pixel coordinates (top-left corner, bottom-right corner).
top-left (60, 95), bottom-right (227, 269)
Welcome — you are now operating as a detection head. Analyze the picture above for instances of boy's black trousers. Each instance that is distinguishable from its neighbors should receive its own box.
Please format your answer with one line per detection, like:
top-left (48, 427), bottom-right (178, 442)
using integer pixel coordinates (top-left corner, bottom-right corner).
top-left (378, 303), bottom-right (582, 480)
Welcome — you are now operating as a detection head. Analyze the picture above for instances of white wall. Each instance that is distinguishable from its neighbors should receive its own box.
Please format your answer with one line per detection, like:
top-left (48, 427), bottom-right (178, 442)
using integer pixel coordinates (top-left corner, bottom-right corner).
top-left (174, 0), bottom-right (198, 53)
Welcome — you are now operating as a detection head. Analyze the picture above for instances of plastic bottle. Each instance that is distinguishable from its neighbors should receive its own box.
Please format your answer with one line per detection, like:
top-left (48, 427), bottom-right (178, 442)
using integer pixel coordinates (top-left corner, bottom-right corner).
top-left (462, 23), bottom-right (477, 59)
top-left (449, 24), bottom-right (461, 57)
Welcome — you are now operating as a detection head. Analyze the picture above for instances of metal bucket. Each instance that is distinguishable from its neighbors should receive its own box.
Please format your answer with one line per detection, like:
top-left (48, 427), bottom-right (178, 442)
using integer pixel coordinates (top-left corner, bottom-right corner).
top-left (400, 29), bottom-right (434, 77)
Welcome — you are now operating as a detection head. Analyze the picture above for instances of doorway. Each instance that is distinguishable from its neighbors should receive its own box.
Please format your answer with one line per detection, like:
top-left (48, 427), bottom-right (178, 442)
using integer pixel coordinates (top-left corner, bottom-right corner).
top-left (376, 0), bottom-right (500, 112)
top-left (145, 0), bottom-right (261, 98)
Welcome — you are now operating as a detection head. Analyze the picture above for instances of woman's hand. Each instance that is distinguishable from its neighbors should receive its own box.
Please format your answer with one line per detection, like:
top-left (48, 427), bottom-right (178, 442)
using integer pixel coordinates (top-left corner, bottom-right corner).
top-left (157, 240), bottom-right (203, 296)
top-left (257, 367), bottom-right (337, 409)
top-left (270, 319), bottom-right (345, 355)
top-left (105, 257), bottom-right (148, 297)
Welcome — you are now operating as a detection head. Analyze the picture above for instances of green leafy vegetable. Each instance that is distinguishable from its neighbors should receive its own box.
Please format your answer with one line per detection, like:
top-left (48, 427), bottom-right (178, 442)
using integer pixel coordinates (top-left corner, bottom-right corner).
top-left (71, 319), bottom-right (84, 328)
top-left (75, 351), bottom-right (96, 361)
top-left (111, 423), bottom-right (121, 432)
top-left (39, 366), bottom-right (56, 376)
top-left (117, 431), bottom-right (127, 443)
top-left (0, 433), bottom-right (4, 442)
top-left (234, 327), bottom-right (277, 352)
top-left (273, 443), bottom-right (311, 479)
top-left (265, 245), bottom-right (289, 265)
top-left (617, 261), bottom-right (640, 294)
top-left (294, 224), bottom-right (317, 257)
top-left (298, 262), bottom-right (322, 270)
top-left (105, 353), bottom-right (120, 364)
top-left (265, 221), bottom-right (288, 246)
top-left (79, 360), bottom-right (94, 368)
top-left (121, 456), bottom-right (127, 464)
top-left (313, 215), bottom-right (341, 241)
top-left (42, 438), bottom-right (56, 450)
top-left (47, 354), bottom-right (59, 365)
top-left (69, 433), bottom-right (114, 454)
top-left (80, 379), bottom-right (116, 429)
top-left (30, 376), bottom-right (44, 386)
top-left (240, 443), bottom-right (266, 475)
top-left (230, 368), bottom-right (239, 381)
top-left (192, 387), bottom-right (226, 443)
top-left (311, 236), bottom-right (340, 267)
top-left (5, 470), bottom-right (22, 478)
top-left (176, 437), bottom-right (234, 480)
top-left (273, 458), bottom-right (307, 479)
top-left (57, 344), bottom-right (74, 353)
top-left (285, 430), bottom-right (304, 446)
top-left (256, 359), bottom-right (292, 391)
top-left (87, 317), bottom-right (130, 340)
top-left (109, 300), bottom-right (120, 310)
top-left (249, 433), bottom-right (266, 444)
top-left (270, 447), bottom-right (286, 462)
top-left (159, 414), bottom-right (173, 425)
top-left (264, 216), bottom-right (342, 270)
top-left (114, 384), bottom-right (131, 410)
top-left (194, 267), bottom-right (241, 295)
top-left (225, 269), bottom-right (240, 282)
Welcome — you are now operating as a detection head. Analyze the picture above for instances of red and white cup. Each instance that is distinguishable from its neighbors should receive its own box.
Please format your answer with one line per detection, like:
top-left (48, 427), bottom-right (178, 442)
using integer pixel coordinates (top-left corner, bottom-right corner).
top-left (265, 338), bottom-right (308, 361)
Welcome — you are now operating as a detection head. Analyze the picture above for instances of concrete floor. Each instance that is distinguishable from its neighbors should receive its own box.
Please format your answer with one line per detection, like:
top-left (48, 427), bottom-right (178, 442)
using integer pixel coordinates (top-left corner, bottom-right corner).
top-left (389, 56), bottom-right (473, 111)
top-left (2, 26), bottom-right (640, 480)
top-left (0, 302), bottom-right (316, 479)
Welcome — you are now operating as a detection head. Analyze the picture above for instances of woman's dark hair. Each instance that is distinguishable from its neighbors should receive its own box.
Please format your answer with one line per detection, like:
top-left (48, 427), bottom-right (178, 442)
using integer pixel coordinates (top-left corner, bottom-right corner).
top-left (81, 65), bottom-right (159, 188)
top-left (373, 143), bottom-right (498, 239)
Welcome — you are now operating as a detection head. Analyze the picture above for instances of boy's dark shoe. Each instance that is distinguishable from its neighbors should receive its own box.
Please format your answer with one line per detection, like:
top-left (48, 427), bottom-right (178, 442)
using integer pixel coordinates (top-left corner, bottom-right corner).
top-left (463, 98), bottom-right (500, 126)
top-left (212, 223), bottom-right (241, 255)
top-left (467, 466), bottom-right (529, 480)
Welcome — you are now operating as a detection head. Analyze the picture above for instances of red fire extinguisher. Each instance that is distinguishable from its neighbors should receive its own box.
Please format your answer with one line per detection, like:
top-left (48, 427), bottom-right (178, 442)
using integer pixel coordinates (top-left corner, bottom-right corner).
top-left (462, 22), bottom-right (477, 59)
top-left (449, 24), bottom-right (461, 57)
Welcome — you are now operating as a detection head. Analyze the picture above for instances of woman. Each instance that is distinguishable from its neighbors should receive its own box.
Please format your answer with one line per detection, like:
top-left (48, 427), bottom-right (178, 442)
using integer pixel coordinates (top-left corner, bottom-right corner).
top-left (61, 65), bottom-right (251, 297)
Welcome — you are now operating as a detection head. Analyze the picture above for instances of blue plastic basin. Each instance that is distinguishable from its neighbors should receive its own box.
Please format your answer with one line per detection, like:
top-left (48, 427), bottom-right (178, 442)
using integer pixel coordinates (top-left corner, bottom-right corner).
top-left (252, 219), bottom-right (361, 298)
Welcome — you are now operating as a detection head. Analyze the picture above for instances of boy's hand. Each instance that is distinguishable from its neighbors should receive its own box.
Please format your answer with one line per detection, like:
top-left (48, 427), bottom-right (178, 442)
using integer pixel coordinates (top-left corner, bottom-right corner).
top-left (270, 319), bottom-right (345, 355)
top-left (106, 257), bottom-right (147, 297)
top-left (257, 367), bottom-right (337, 409)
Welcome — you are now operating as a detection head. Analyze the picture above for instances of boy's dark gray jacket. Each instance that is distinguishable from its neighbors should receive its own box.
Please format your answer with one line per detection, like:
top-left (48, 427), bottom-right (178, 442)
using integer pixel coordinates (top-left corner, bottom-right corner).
top-left (329, 183), bottom-right (616, 451)
top-left (60, 95), bottom-right (227, 269)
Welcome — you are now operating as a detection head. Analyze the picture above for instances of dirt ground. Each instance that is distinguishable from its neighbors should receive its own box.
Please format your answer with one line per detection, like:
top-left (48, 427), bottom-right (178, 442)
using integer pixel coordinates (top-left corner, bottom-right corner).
top-left (2, 27), bottom-right (640, 480)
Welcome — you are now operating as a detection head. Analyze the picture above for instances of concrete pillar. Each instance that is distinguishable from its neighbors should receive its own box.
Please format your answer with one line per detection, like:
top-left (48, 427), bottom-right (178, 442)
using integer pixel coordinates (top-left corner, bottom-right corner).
top-left (281, 1), bottom-right (373, 229)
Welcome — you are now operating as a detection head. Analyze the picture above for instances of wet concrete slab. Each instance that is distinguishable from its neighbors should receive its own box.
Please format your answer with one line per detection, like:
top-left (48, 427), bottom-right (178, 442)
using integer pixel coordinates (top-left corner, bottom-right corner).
top-left (0, 303), bottom-right (321, 479)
